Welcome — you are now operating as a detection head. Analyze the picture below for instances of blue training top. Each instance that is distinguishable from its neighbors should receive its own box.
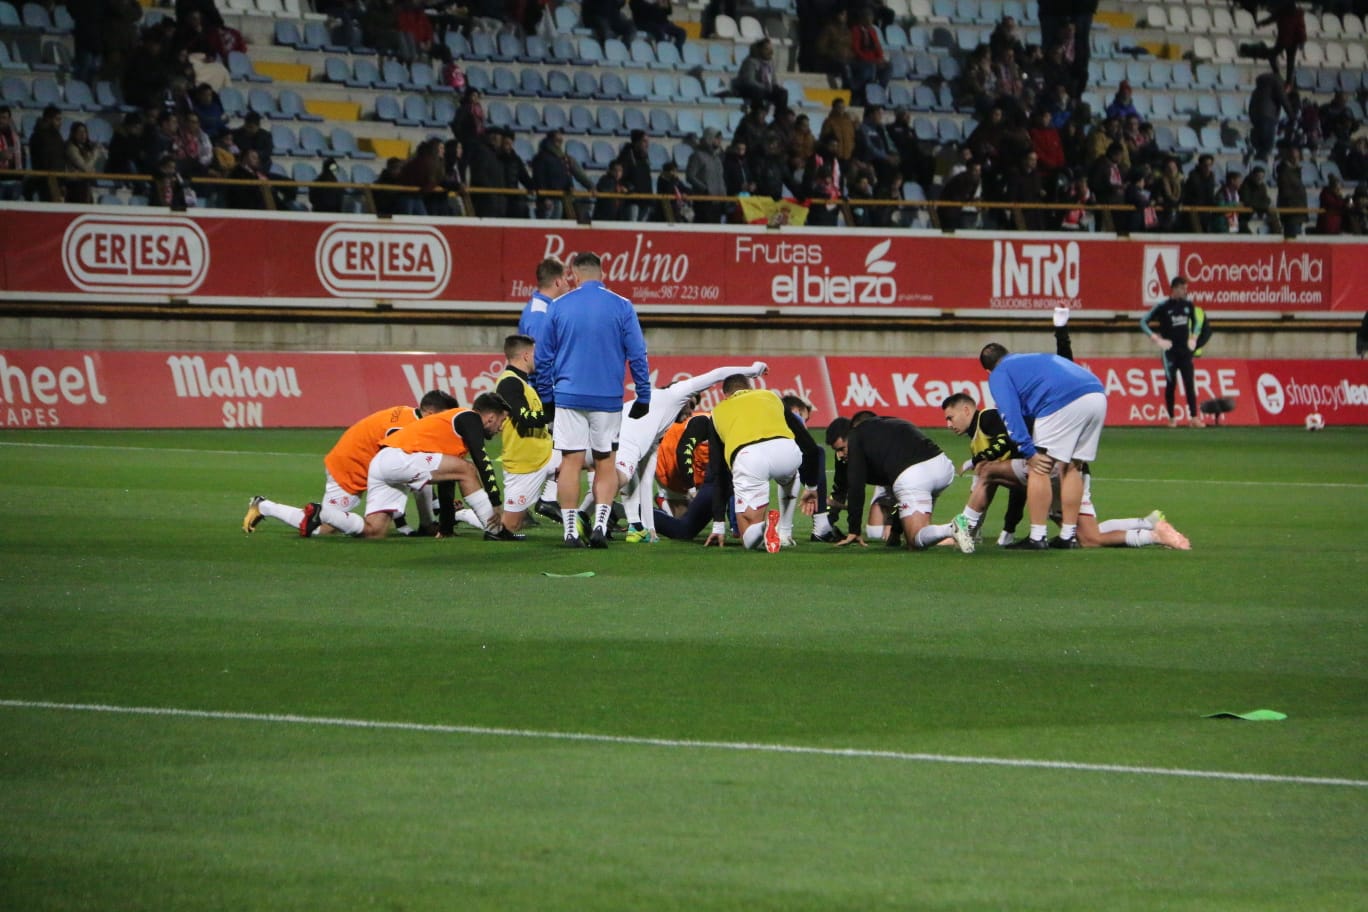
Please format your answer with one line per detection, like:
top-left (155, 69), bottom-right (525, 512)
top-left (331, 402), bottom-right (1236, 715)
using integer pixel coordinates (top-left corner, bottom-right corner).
top-left (518, 291), bottom-right (554, 343)
top-left (533, 280), bottom-right (651, 412)
top-left (987, 353), bottom-right (1104, 458)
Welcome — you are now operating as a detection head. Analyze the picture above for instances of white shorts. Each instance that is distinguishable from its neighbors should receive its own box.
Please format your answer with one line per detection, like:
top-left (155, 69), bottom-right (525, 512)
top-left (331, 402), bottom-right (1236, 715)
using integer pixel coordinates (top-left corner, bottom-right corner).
top-left (731, 437), bottom-right (802, 513)
top-left (323, 471), bottom-right (361, 513)
top-left (1034, 391), bottom-right (1107, 463)
top-left (891, 452), bottom-right (957, 517)
top-left (365, 448), bottom-right (442, 516)
top-left (503, 464), bottom-right (553, 513)
top-left (554, 407), bottom-right (621, 455)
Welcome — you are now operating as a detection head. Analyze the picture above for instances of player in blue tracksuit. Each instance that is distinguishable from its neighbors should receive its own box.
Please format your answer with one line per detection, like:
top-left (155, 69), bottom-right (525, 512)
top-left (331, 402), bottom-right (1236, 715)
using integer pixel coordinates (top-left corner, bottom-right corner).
top-left (518, 256), bottom-right (568, 346)
top-left (952, 344), bottom-right (1107, 551)
top-left (534, 251), bottom-right (651, 548)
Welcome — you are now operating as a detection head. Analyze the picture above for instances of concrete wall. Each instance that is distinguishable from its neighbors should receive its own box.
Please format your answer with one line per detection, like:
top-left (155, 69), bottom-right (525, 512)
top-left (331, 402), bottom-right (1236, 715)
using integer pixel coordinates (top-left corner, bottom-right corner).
top-left (1, 315), bottom-right (1358, 360)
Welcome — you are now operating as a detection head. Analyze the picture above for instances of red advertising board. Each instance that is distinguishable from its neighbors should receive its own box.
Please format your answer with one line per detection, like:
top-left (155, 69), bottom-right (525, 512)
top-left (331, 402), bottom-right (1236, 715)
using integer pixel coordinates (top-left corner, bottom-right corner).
top-left (2, 349), bottom-right (1364, 430)
top-left (1, 204), bottom-right (1362, 315)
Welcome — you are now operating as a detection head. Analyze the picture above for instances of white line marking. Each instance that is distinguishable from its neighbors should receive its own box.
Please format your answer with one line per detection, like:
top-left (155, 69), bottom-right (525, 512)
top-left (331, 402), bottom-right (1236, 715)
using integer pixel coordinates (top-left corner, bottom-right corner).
top-left (0, 441), bottom-right (306, 458)
top-left (3, 699), bottom-right (1363, 789)
top-left (5, 441), bottom-right (1367, 489)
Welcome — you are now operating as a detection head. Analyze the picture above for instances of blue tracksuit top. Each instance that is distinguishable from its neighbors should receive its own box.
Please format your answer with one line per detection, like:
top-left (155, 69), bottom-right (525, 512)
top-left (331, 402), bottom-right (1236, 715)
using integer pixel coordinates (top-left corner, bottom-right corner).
top-left (987, 353), bottom-right (1104, 458)
top-left (533, 280), bottom-right (651, 412)
top-left (518, 291), bottom-right (554, 342)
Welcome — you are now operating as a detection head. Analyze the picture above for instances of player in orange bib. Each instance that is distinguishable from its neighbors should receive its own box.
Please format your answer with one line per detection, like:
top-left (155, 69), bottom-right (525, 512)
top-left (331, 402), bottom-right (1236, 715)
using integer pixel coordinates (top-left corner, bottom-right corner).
top-left (361, 392), bottom-right (512, 539)
top-left (243, 390), bottom-right (458, 538)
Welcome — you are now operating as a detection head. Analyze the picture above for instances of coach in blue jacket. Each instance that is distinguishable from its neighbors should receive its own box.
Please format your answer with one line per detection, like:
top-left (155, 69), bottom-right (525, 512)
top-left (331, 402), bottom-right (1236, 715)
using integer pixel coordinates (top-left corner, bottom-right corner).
top-left (973, 342), bottom-right (1106, 550)
top-left (535, 251), bottom-right (652, 548)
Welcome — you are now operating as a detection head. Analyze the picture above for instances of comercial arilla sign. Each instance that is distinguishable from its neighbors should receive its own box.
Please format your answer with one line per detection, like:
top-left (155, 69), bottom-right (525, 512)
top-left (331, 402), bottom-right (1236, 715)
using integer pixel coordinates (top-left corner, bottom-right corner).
top-left (1, 205), bottom-right (1361, 312)
top-left (1, 349), bottom-right (1365, 430)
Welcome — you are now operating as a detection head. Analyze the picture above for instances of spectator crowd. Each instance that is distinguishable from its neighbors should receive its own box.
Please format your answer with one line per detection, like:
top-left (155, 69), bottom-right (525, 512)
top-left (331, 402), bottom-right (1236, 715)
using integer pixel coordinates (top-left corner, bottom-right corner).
top-left (1, 0), bottom-right (1365, 234)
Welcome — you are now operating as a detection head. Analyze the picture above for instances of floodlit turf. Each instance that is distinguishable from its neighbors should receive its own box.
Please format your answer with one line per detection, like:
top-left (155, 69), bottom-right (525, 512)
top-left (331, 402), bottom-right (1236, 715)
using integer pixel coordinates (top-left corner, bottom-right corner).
top-left (1, 426), bottom-right (1365, 911)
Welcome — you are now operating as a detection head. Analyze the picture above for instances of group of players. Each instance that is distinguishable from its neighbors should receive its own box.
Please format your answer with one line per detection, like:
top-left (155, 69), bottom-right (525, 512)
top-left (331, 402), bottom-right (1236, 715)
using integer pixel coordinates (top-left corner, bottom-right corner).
top-left (243, 255), bottom-right (1191, 554)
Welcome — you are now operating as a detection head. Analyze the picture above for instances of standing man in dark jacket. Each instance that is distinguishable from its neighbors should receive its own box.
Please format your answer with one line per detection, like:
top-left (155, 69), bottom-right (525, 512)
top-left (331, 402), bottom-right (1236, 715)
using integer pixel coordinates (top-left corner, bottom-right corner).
top-left (617, 129), bottom-right (653, 221)
top-left (466, 127), bottom-right (506, 218)
top-left (1141, 275), bottom-right (1204, 428)
top-left (1276, 144), bottom-right (1308, 237)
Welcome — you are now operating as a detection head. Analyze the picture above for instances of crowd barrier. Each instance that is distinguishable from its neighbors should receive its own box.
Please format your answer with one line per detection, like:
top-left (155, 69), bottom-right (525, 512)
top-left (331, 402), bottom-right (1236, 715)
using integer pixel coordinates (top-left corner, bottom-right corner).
top-left (1, 202), bottom-right (1363, 318)
top-left (1, 348), bottom-right (1364, 430)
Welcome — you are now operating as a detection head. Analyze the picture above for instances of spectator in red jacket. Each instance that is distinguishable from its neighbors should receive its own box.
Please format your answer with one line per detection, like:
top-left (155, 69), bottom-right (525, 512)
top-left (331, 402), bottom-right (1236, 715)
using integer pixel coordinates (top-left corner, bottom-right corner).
top-left (1029, 108), bottom-right (1065, 176)
top-left (848, 8), bottom-right (889, 102)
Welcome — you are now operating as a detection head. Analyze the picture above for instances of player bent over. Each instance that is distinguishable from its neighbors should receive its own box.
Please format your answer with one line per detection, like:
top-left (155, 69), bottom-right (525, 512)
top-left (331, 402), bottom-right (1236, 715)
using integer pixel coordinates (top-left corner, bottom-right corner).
top-left (823, 413), bottom-right (961, 551)
top-left (615, 360), bottom-right (767, 543)
top-left (704, 374), bottom-right (823, 552)
top-left (243, 389), bottom-right (458, 537)
top-left (361, 393), bottom-right (512, 539)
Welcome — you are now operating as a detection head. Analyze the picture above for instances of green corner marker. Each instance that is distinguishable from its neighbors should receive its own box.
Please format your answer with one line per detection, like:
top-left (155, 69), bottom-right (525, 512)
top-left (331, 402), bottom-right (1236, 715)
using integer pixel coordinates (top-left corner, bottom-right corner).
top-left (1202, 709), bottom-right (1288, 721)
top-left (542, 571), bottom-right (596, 579)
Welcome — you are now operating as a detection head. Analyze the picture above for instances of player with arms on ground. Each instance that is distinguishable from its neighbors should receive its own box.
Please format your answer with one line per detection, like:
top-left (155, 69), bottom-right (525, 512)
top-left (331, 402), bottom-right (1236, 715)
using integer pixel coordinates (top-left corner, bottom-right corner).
top-left (242, 389), bottom-right (458, 537)
top-left (360, 392), bottom-right (512, 540)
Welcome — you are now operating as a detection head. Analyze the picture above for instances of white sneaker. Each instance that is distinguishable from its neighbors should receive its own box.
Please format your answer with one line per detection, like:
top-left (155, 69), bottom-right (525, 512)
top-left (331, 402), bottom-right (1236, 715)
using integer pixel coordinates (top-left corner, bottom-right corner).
top-left (453, 508), bottom-right (481, 528)
top-left (997, 531), bottom-right (1016, 547)
top-left (950, 513), bottom-right (976, 554)
top-left (780, 535), bottom-right (797, 549)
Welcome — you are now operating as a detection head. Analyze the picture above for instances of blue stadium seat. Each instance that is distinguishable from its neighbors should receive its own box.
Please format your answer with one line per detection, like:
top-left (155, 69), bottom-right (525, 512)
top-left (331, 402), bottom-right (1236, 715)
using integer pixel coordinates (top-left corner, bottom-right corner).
top-left (247, 87), bottom-right (279, 118)
top-left (675, 108), bottom-right (702, 137)
top-left (298, 125), bottom-right (329, 155)
top-left (656, 42), bottom-right (682, 69)
top-left (649, 73), bottom-right (677, 103)
top-left (464, 65), bottom-right (491, 93)
top-left (623, 106), bottom-right (648, 133)
top-left (542, 103), bottom-right (568, 131)
top-left (64, 78), bottom-right (98, 111)
top-left (589, 106), bottom-right (622, 136)
top-left (496, 32), bottom-right (523, 63)
top-left (491, 66), bottom-right (517, 95)
top-left (590, 139), bottom-right (616, 168)
top-left (431, 95), bottom-right (457, 126)
top-left (330, 126), bottom-right (375, 159)
top-left (486, 100), bottom-right (513, 128)
top-left (383, 59), bottom-right (416, 91)
top-left (324, 56), bottom-right (350, 84)
top-left (522, 34), bottom-right (550, 63)
top-left (218, 85), bottom-right (246, 117)
top-left (279, 88), bottom-right (323, 121)
top-left (227, 51), bottom-right (272, 83)
top-left (649, 107), bottom-right (677, 137)
top-left (568, 104), bottom-right (594, 133)
top-left (544, 69), bottom-right (573, 98)
top-left (271, 123), bottom-right (300, 155)
top-left (571, 70), bottom-right (599, 98)
top-left (520, 68), bottom-right (548, 97)
top-left (515, 100), bottom-right (540, 130)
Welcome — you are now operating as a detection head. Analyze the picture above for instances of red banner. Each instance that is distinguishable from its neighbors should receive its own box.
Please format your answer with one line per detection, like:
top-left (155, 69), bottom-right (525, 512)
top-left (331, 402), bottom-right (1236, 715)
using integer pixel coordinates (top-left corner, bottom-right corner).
top-left (1, 204), bottom-right (1362, 315)
top-left (2, 349), bottom-right (1365, 430)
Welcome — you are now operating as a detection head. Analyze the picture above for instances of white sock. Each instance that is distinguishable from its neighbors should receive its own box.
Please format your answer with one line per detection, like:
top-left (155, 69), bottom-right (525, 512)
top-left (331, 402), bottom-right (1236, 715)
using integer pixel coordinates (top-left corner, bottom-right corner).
top-left (1099, 518), bottom-right (1146, 533)
top-left (864, 524), bottom-right (885, 541)
top-left (259, 499), bottom-right (304, 529)
top-left (539, 477), bottom-right (558, 502)
top-left (1059, 523), bottom-right (1077, 541)
top-left (962, 506), bottom-right (983, 525)
top-left (1030, 523), bottom-right (1048, 541)
top-left (320, 505), bottom-right (363, 535)
top-left (622, 482), bottom-right (642, 526)
top-left (915, 523), bottom-right (951, 548)
top-left (465, 489), bottom-right (494, 529)
top-left (812, 513), bottom-right (832, 536)
top-left (453, 507), bottom-right (480, 528)
top-left (563, 508), bottom-right (578, 538)
top-left (1126, 529), bottom-right (1155, 547)
top-left (593, 502), bottom-right (611, 533)
top-left (778, 488), bottom-right (797, 534)
top-left (742, 523), bottom-right (766, 549)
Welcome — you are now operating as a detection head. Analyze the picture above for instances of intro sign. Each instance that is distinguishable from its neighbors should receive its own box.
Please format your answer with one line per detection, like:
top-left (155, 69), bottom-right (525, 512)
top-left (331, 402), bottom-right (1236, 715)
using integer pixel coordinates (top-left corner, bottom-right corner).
top-left (1, 349), bottom-right (1365, 430)
top-left (2, 204), bottom-right (1362, 313)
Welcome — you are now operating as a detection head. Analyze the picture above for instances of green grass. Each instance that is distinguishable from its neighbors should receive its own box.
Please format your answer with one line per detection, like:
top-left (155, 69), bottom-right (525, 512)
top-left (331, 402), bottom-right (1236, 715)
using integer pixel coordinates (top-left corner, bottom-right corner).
top-left (1, 427), bottom-right (1365, 911)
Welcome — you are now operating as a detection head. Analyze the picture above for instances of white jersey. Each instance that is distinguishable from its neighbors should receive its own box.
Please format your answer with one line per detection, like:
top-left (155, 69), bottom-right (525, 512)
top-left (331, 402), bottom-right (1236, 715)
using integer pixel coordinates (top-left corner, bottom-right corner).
top-left (619, 362), bottom-right (768, 459)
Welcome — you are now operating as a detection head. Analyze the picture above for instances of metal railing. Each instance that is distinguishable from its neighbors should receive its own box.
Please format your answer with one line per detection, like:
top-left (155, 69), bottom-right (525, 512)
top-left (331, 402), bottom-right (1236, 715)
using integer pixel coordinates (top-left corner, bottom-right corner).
top-left (2, 168), bottom-right (1335, 237)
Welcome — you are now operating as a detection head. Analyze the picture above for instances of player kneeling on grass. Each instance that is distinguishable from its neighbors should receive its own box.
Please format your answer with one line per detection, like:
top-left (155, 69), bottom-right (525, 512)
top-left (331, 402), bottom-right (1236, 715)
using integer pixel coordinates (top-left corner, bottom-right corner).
top-left (615, 360), bottom-right (767, 544)
top-left (358, 393), bottom-right (513, 540)
top-left (495, 334), bottom-right (558, 535)
top-left (243, 389), bottom-right (459, 538)
top-left (703, 374), bottom-right (823, 552)
top-left (824, 413), bottom-right (962, 551)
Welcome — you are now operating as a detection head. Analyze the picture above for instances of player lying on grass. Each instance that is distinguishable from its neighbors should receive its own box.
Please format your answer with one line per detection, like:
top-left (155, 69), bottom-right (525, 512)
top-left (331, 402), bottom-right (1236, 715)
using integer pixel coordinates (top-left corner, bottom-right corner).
top-left (242, 389), bottom-right (458, 538)
top-left (615, 360), bottom-right (767, 544)
top-left (357, 392), bottom-right (514, 540)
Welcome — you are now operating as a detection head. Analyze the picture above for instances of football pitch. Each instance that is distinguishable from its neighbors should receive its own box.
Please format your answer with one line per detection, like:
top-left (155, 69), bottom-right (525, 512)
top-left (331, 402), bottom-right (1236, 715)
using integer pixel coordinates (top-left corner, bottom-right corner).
top-left (1, 426), bottom-right (1365, 911)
